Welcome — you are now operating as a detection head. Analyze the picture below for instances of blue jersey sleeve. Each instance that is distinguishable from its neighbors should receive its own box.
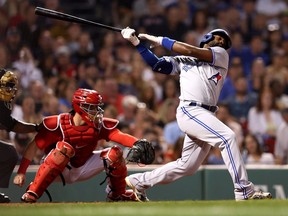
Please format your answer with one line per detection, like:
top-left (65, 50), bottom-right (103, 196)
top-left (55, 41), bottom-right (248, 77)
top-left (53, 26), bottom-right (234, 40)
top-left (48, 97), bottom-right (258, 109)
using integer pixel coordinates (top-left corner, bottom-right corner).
top-left (136, 44), bottom-right (173, 74)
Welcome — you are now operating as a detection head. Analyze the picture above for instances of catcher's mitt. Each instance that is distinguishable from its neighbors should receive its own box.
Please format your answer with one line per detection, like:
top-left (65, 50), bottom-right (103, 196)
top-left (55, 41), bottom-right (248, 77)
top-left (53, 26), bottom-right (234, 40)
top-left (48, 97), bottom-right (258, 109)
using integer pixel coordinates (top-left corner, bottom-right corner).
top-left (126, 139), bottom-right (155, 164)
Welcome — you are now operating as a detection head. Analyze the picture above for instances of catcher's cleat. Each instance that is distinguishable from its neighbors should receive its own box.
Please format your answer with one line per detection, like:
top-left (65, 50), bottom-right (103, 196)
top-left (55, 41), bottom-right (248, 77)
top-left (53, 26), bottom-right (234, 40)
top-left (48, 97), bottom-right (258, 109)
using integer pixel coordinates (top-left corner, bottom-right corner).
top-left (21, 192), bottom-right (38, 203)
top-left (125, 177), bottom-right (149, 202)
top-left (106, 189), bottom-right (139, 202)
top-left (248, 191), bottom-right (272, 200)
top-left (0, 193), bottom-right (10, 203)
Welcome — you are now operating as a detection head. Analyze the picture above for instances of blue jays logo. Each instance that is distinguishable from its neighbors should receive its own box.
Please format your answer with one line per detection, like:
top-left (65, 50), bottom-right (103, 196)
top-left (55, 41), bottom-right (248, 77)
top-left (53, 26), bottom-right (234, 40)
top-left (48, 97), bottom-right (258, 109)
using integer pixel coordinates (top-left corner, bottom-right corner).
top-left (208, 72), bottom-right (222, 85)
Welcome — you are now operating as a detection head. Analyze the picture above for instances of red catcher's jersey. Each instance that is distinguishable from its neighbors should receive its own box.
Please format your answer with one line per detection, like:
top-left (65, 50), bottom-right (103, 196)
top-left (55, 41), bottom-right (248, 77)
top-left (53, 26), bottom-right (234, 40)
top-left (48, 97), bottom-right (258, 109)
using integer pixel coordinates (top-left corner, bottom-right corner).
top-left (34, 113), bottom-right (135, 168)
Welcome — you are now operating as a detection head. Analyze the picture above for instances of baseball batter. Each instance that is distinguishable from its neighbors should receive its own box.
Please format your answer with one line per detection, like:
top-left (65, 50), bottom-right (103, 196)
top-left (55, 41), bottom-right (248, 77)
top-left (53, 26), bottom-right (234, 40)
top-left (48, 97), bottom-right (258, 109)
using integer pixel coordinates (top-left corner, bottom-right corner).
top-left (121, 27), bottom-right (272, 201)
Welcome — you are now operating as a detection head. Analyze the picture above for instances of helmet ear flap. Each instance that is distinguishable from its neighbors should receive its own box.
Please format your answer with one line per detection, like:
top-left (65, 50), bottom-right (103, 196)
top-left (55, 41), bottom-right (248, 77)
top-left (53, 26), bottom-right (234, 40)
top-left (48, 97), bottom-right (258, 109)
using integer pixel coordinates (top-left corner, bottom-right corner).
top-left (200, 33), bottom-right (214, 48)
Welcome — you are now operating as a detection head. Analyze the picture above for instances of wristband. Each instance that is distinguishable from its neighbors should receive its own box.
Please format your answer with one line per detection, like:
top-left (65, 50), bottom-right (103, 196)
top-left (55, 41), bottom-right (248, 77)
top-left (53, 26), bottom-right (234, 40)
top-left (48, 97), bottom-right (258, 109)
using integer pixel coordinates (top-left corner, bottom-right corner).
top-left (17, 158), bottom-right (31, 174)
top-left (162, 37), bottom-right (176, 51)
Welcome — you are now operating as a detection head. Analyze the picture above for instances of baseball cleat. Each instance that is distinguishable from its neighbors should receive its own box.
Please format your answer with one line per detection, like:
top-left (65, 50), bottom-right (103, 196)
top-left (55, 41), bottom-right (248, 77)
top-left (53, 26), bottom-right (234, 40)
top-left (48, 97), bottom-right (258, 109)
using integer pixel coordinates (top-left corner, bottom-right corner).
top-left (106, 189), bottom-right (139, 202)
top-left (21, 192), bottom-right (38, 203)
top-left (248, 191), bottom-right (272, 200)
top-left (125, 177), bottom-right (149, 202)
top-left (0, 193), bottom-right (10, 203)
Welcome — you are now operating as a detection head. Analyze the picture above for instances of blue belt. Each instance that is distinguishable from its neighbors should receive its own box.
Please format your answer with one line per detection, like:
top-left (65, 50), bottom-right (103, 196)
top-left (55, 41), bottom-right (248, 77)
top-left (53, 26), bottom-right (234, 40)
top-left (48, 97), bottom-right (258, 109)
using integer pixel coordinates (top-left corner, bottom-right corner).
top-left (188, 101), bottom-right (218, 113)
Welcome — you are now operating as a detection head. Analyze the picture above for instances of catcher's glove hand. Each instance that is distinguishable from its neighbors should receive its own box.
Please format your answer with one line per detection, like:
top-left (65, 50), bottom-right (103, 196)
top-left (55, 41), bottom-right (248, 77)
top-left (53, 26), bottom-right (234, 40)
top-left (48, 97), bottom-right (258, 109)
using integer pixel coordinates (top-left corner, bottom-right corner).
top-left (126, 139), bottom-right (155, 164)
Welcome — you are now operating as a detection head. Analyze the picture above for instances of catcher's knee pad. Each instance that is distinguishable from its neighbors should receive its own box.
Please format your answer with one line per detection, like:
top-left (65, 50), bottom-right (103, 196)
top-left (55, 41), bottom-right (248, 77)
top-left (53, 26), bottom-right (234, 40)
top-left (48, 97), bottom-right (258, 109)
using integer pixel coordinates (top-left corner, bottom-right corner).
top-left (100, 145), bottom-right (123, 165)
top-left (55, 140), bottom-right (75, 158)
top-left (27, 141), bottom-right (75, 199)
top-left (100, 145), bottom-right (127, 176)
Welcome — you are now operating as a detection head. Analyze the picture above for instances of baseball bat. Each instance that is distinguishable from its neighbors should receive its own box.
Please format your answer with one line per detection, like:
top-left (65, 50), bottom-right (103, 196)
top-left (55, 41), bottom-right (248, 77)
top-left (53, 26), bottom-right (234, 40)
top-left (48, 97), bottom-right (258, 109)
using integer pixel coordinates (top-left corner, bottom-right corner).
top-left (34, 7), bottom-right (122, 32)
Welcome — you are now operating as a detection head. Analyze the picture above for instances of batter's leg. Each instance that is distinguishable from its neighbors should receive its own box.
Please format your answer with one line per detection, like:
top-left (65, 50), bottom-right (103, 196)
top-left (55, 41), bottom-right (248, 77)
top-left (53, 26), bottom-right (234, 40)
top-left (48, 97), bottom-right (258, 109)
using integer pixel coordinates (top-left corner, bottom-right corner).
top-left (179, 106), bottom-right (255, 200)
top-left (216, 128), bottom-right (254, 200)
top-left (127, 135), bottom-right (211, 193)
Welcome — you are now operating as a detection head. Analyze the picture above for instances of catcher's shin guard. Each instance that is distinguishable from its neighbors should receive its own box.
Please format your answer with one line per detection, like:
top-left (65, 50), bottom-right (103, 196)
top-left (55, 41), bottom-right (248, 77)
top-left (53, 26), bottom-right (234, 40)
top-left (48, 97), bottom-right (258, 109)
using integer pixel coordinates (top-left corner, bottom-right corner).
top-left (23, 141), bottom-right (75, 202)
top-left (100, 145), bottom-right (127, 197)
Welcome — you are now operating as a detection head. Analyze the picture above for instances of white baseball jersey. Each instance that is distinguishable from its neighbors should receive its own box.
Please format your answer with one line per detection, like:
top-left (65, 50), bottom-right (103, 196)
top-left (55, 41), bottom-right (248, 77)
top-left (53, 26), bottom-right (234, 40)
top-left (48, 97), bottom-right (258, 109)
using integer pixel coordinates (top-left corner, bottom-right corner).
top-left (168, 46), bottom-right (229, 105)
top-left (127, 45), bottom-right (257, 200)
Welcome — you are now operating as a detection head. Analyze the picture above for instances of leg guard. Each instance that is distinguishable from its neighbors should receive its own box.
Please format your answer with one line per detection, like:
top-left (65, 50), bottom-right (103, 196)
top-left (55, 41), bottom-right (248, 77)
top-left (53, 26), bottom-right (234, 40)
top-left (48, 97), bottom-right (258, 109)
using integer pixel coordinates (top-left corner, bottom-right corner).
top-left (23, 141), bottom-right (75, 202)
top-left (100, 145), bottom-right (127, 197)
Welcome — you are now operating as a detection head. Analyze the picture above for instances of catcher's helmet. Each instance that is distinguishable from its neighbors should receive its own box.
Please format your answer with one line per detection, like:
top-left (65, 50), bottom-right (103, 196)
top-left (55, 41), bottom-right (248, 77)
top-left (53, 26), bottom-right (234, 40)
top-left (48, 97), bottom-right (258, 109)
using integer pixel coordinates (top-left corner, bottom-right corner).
top-left (72, 88), bottom-right (104, 129)
top-left (200, 29), bottom-right (232, 50)
top-left (0, 68), bottom-right (18, 102)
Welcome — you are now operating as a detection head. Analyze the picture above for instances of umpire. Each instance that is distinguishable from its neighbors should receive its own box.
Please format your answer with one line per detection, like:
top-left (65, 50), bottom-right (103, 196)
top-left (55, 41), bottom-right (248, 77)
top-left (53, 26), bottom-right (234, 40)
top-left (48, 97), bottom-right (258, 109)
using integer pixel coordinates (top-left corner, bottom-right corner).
top-left (0, 68), bottom-right (39, 203)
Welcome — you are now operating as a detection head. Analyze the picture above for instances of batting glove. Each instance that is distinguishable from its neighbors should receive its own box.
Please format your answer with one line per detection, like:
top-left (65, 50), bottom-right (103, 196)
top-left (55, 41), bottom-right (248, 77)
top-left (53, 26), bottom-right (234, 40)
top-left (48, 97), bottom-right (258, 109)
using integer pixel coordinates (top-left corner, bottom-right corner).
top-left (138, 34), bottom-right (163, 48)
top-left (121, 27), bottom-right (140, 46)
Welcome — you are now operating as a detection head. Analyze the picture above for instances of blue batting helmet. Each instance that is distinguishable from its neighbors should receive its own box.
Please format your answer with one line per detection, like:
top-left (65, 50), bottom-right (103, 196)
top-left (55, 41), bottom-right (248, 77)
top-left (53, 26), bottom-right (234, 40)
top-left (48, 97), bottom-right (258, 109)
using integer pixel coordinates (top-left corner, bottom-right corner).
top-left (199, 29), bottom-right (232, 50)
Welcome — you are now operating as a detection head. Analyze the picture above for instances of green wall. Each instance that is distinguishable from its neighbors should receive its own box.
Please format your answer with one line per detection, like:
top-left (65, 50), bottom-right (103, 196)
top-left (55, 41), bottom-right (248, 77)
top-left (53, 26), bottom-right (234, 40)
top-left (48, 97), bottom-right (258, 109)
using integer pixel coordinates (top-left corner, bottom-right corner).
top-left (2, 165), bottom-right (287, 203)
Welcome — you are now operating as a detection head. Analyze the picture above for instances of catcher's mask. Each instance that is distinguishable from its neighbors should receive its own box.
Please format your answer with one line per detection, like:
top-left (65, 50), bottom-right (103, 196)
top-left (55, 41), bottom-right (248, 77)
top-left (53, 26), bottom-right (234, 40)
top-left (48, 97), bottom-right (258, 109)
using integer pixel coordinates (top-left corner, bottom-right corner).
top-left (0, 68), bottom-right (18, 102)
top-left (72, 88), bottom-right (104, 129)
top-left (200, 29), bottom-right (232, 50)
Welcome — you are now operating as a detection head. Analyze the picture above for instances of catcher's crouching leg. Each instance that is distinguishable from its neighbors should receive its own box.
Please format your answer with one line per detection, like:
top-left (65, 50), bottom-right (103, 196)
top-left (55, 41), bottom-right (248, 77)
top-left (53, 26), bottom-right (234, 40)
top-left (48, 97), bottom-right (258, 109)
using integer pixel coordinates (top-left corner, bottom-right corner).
top-left (22, 141), bottom-right (75, 203)
top-left (100, 145), bottom-right (138, 202)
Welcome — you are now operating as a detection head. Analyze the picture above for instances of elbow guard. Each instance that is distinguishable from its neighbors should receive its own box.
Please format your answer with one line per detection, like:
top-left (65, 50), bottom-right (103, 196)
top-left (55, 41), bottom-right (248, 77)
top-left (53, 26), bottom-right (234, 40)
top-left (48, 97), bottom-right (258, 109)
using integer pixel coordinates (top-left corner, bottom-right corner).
top-left (152, 57), bottom-right (173, 74)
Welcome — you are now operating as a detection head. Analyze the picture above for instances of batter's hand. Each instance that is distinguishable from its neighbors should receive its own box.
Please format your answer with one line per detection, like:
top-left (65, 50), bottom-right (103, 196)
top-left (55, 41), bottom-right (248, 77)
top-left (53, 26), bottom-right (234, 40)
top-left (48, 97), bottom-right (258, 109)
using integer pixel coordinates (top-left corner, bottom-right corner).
top-left (121, 27), bottom-right (140, 46)
top-left (13, 173), bottom-right (26, 187)
top-left (138, 33), bottom-right (163, 48)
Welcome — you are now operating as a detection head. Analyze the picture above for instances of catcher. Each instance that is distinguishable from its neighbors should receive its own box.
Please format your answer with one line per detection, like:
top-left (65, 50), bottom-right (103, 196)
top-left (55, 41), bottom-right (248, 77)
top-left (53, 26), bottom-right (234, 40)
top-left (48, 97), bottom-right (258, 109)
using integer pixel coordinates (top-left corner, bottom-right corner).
top-left (13, 88), bottom-right (155, 203)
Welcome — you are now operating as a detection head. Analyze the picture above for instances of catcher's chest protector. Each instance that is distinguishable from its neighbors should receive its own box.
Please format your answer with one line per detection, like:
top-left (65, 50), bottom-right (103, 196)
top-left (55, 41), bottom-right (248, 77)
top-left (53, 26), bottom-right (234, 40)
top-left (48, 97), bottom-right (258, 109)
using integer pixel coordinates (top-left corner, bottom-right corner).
top-left (58, 114), bottom-right (100, 167)
top-left (60, 113), bottom-right (99, 147)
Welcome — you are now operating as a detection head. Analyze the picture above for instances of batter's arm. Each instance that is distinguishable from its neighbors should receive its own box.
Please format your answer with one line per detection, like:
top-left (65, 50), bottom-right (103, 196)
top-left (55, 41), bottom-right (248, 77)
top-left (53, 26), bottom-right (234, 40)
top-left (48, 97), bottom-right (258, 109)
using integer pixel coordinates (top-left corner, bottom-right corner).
top-left (121, 28), bottom-right (175, 74)
top-left (172, 41), bottom-right (213, 62)
top-left (138, 33), bottom-right (213, 62)
top-left (136, 43), bottom-right (175, 74)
